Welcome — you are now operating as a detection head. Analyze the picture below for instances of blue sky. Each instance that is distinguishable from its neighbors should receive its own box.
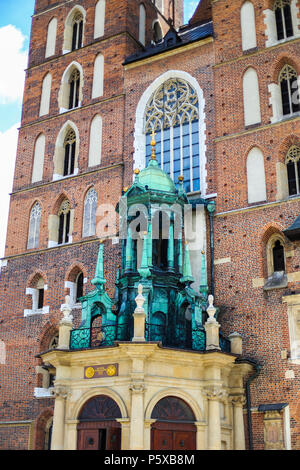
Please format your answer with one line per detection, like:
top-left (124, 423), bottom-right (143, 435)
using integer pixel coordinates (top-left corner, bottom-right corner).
top-left (0, 0), bottom-right (199, 258)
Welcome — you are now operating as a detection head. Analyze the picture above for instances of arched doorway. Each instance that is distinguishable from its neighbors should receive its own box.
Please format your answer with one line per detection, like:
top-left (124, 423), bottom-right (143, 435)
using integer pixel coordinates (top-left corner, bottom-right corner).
top-left (77, 395), bottom-right (122, 450)
top-left (151, 396), bottom-right (196, 450)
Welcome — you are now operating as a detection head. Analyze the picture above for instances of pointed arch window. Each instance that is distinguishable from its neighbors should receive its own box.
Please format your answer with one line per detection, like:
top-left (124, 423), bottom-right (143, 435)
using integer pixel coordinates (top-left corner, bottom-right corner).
top-left (286, 145), bottom-right (300, 195)
top-left (274, 0), bottom-right (294, 40)
top-left (69, 69), bottom-right (80, 109)
top-left (58, 200), bottom-right (71, 245)
top-left (63, 130), bottom-right (76, 176)
top-left (27, 202), bottom-right (42, 249)
top-left (76, 272), bottom-right (84, 302)
top-left (279, 65), bottom-right (300, 116)
top-left (144, 78), bottom-right (200, 193)
top-left (72, 13), bottom-right (83, 51)
top-left (83, 188), bottom-right (97, 237)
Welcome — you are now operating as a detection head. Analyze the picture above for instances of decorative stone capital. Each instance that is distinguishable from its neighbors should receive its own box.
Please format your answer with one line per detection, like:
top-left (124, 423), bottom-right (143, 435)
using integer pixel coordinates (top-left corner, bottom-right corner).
top-left (230, 394), bottom-right (246, 407)
top-left (130, 382), bottom-right (146, 394)
top-left (204, 386), bottom-right (226, 401)
top-left (54, 385), bottom-right (70, 399)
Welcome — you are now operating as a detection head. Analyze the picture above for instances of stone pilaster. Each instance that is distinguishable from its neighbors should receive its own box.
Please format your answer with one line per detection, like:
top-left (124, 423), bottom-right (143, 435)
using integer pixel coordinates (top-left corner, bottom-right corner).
top-left (205, 386), bottom-right (225, 450)
top-left (51, 385), bottom-right (69, 450)
top-left (230, 394), bottom-right (246, 450)
top-left (129, 382), bottom-right (146, 450)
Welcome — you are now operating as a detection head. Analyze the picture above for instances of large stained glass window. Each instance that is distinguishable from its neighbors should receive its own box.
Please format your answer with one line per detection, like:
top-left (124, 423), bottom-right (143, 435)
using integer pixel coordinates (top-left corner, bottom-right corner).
top-left (144, 78), bottom-right (200, 193)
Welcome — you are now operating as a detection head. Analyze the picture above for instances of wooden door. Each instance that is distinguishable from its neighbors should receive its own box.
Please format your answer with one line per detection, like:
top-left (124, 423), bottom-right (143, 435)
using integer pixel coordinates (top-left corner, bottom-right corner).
top-left (173, 431), bottom-right (196, 450)
top-left (77, 429), bottom-right (99, 450)
top-left (106, 428), bottom-right (121, 450)
top-left (152, 430), bottom-right (173, 450)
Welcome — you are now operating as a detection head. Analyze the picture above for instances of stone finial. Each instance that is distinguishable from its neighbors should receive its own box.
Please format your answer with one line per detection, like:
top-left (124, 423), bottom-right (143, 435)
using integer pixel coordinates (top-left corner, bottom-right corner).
top-left (228, 332), bottom-right (243, 355)
top-left (135, 284), bottom-right (145, 313)
top-left (132, 284), bottom-right (146, 342)
top-left (60, 295), bottom-right (73, 325)
top-left (207, 295), bottom-right (216, 322)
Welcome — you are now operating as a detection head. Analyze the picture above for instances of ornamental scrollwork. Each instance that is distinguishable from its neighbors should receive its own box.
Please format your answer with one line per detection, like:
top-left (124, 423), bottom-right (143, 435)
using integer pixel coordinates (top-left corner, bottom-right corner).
top-left (204, 386), bottom-right (226, 401)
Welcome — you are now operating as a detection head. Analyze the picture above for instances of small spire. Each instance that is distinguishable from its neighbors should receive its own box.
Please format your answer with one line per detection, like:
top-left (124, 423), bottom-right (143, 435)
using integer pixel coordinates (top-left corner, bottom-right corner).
top-left (200, 250), bottom-right (208, 298)
top-left (92, 240), bottom-right (106, 290)
top-left (181, 241), bottom-right (194, 284)
top-left (150, 129), bottom-right (157, 161)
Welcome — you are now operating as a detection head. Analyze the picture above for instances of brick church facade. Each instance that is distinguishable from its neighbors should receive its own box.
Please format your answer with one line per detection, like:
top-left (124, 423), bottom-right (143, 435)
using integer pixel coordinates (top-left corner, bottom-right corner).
top-left (0, 0), bottom-right (300, 450)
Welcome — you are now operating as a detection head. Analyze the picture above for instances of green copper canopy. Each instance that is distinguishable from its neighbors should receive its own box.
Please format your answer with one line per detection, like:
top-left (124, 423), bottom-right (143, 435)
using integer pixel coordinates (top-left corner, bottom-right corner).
top-left (137, 158), bottom-right (177, 193)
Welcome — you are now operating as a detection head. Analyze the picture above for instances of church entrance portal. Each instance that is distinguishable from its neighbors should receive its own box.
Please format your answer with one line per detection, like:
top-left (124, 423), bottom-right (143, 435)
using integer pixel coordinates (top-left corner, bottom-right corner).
top-left (77, 395), bottom-right (122, 450)
top-left (151, 396), bottom-right (197, 450)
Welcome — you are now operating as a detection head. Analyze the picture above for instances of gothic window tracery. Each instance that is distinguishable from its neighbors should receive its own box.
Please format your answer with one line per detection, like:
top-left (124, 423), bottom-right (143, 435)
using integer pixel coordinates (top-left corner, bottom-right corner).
top-left (83, 188), bottom-right (97, 237)
top-left (144, 78), bottom-right (200, 193)
top-left (58, 200), bottom-right (71, 245)
top-left (72, 13), bottom-right (83, 51)
top-left (286, 145), bottom-right (300, 195)
top-left (64, 130), bottom-right (76, 176)
top-left (27, 202), bottom-right (42, 249)
top-left (279, 65), bottom-right (300, 116)
top-left (274, 0), bottom-right (294, 40)
top-left (69, 69), bottom-right (80, 109)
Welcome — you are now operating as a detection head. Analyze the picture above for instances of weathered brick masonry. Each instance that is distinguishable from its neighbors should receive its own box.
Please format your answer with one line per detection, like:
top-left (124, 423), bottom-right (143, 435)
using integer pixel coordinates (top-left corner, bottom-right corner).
top-left (0, 0), bottom-right (300, 449)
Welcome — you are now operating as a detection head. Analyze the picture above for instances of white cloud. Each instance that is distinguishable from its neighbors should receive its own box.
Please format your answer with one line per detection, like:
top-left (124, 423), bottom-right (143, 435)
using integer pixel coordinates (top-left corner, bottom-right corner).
top-left (0, 123), bottom-right (19, 258)
top-left (0, 25), bottom-right (27, 104)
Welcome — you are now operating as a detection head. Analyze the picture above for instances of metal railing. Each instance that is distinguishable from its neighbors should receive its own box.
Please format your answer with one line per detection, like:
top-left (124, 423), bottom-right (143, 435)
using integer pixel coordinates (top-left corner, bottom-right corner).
top-left (70, 321), bottom-right (231, 354)
top-left (70, 323), bottom-right (132, 350)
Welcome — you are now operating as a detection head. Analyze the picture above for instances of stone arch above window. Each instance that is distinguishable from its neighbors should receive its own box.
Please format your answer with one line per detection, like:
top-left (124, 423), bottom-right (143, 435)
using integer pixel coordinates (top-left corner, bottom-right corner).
top-left (27, 201), bottom-right (42, 249)
top-left (58, 62), bottom-right (83, 113)
top-left (48, 196), bottom-right (74, 248)
top-left (88, 115), bottom-right (102, 166)
top-left (246, 147), bottom-right (267, 203)
top-left (241, 1), bottom-right (257, 51)
top-left (45, 17), bottom-right (57, 58)
top-left (25, 273), bottom-right (49, 316)
top-left (92, 54), bottom-right (104, 99)
top-left (94, 0), bottom-right (105, 39)
top-left (39, 73), bottom-right (52, 117)
top-left (32, 133), bottom-right (45, 183)
top-left (139, 3), bottom-right (146, 45)
top-left (279, 64), bottom-right (300, 116)
top-left (264, 232), bottom-right (288, 290)
top-left (264, 0), bottom-right (300, 47)
top-left (134, 70), bottom-right (207, 196)
top-left (143, 77), bottom-right (201, 193)
top-left (83, 187), bottom-right (97, 238)
top-left (63, 6), bottom-right (86, 54)
top-left (53, 121), bottom-right (80, 180)
top-left (285, 144), bottom-right (300, 195)
top-left (65, 265), bottom-right (86, 306)
top-left (243, 67), bottom-right (261, 126)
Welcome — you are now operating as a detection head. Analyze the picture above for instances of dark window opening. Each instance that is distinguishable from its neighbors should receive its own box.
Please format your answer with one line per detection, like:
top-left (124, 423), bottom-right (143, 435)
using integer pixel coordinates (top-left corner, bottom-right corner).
top-left (38, 288), bottom-right (44, 309)
top-left (273, 240), bottom-right (285, 272)
top-left (76, 273), bottom-right (84, 302)
top-left (72, 17), bottom-right (83, 51)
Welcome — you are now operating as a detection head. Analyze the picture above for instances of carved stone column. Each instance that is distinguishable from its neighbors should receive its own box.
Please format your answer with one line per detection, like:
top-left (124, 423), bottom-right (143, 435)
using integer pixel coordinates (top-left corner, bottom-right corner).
top-left (144, 419), bottom-right (156, 450)
top-left (116, 418), bottom-right (130, 450)
top-left (230, 395), bottom-right (246, 450)
top-left (51, 386), bottom-right (69, 450)
top-left (129, 382), bottom-right (145, 450)
top-left (205, 386), bottom-right (224, 450)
